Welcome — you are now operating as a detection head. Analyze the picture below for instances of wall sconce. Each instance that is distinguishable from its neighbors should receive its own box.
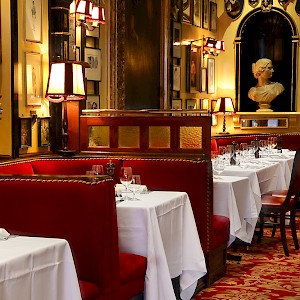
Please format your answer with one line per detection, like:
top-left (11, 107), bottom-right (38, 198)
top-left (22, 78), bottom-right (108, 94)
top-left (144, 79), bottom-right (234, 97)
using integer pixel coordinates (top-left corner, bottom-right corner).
top-left (70, 0), bottom-right (105, 31)
top-left (203, 37), bottom-right (225, 57)
top-left (213, 97), bottom-right (235, 134)
top-left (45, 61), bottom-right (86, 155)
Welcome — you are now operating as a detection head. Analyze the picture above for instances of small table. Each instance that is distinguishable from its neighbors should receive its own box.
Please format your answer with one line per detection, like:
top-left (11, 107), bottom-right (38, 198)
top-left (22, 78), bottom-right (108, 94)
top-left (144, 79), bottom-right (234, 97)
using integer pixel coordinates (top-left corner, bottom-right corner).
top-left (116, 191), bottom-right (207, 300)
top-left (0, 236), bottom-right (82, 300)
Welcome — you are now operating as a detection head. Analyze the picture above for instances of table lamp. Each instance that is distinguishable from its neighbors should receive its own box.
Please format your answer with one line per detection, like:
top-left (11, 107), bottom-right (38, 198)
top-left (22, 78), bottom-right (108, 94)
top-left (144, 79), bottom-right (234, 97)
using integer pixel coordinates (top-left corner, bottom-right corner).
top-left (213, 97), bottom-right (235, 134)
top-left (45, 61), bottom-right (86, 155)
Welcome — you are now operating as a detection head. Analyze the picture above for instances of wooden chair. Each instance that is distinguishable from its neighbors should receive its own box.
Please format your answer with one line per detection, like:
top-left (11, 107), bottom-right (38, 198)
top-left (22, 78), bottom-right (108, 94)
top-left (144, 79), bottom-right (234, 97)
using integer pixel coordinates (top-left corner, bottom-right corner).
top-left (257, 148), bottom-right (300, 256)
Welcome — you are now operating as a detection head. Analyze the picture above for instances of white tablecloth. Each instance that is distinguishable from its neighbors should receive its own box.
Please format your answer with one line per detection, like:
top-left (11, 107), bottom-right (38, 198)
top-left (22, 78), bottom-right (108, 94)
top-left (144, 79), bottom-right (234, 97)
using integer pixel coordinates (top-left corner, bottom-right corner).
top-left (0, 236), bottom-right (81, 300)
top-left (116, 191), bottom-right (207, 300)
top-left (213, 176), bottom-right (261, 245)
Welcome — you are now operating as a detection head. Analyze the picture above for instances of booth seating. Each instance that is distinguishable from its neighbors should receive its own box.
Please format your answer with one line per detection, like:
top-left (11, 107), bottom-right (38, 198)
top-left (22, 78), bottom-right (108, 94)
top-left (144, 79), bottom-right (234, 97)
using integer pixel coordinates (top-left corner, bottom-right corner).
top-left (0, 156), bottom-right (230, 289)
top-left (212, 132), bottom-right (300, 151)
top-left (0, 173), bottom-right (147, 300)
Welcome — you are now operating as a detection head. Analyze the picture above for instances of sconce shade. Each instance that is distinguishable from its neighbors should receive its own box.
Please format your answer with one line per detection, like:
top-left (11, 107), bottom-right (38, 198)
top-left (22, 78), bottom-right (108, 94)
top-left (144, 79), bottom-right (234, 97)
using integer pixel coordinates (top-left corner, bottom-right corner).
top-left (214, 97), bottom-right (235, 115)
top-left (76, 0), bottom-right (93, 18)
top-left (46, 62), bottom-right (86, 103)
top-left (215, 40), bottom-right (225, 52)
top-left (204, 37), bottom-right (217, 49)
top-left (86, 6), bottom-right (106, 24)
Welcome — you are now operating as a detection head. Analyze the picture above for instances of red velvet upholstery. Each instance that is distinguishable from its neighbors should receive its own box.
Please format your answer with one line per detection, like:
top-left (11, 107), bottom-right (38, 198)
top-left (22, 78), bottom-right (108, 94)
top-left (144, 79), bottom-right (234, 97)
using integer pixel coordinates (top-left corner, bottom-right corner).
top-left (0, 162), bottom-right (34, 174)
top-left (211, 215), bottom-right (230, 250)
top-left (0, 176), bottom-right (146, 300)
top-left (211, 138), bottom-right (218, 152)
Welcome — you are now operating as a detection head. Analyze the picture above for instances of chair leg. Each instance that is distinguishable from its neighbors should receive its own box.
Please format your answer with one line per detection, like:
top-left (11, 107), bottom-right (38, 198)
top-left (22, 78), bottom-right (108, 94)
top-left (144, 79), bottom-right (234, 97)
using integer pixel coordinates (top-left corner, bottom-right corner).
top-left (271, 215), bottom-right (278, 237)
top-left (257, 214), bottom-right (264, 243)
top-left (290, 210), bottom-right (299, 250)
top-left (280, 212), bottom-right (289, 256)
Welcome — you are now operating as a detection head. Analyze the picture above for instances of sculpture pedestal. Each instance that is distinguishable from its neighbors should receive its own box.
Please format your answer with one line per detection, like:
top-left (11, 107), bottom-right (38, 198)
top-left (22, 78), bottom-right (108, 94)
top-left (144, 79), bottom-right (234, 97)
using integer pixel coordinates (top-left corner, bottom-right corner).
top-left (256, 102), bottom-right (273, 112)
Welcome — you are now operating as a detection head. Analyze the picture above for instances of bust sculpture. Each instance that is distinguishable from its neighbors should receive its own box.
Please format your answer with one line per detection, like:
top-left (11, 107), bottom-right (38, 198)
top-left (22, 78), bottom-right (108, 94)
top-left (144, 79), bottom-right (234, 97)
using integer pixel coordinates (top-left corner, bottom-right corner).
top-left (248, 58), bottom-right (284, 112)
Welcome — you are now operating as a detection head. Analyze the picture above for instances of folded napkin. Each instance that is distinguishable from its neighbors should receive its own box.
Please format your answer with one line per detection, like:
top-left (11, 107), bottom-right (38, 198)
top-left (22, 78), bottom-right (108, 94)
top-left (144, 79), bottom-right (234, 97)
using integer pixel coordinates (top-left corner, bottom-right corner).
top-left (0, 228), bottom-right (10, 240)
top-left (115, 184), bottom-right (148, 194)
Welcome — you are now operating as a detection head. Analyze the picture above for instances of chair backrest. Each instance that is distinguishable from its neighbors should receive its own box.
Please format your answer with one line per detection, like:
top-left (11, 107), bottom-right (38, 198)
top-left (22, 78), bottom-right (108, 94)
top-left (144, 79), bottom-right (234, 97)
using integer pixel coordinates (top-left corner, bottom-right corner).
top-left (285, 148), bottom-right (300, 203)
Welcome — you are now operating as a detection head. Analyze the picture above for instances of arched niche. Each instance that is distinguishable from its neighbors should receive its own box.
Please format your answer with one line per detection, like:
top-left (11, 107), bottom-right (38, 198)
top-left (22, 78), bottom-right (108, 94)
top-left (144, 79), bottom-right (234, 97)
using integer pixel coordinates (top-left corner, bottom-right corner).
top-left (235, 7), bottom-right (298, 112)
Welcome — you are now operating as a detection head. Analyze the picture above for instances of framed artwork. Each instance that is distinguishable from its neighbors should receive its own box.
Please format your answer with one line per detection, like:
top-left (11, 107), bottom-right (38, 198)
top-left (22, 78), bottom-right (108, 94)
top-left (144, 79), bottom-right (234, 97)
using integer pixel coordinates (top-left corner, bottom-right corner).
top-left (20, 117), bottom-right (32, 148)
top-left (69, 17), bottom-right (76, 60)
top-left (85, 48), bottom-right (102, 81)
top-left (25, 52), bottom-right (42, 106)
top-left (172, 22), bottom-right (182, 58)
top-left (172, 98), bottom-right (182, 109)
top-left (75, 46), bottom-right (81, 61)
top-left (25, 0), bottom-right (42, 42)
top-left (201, 67), bottom-right (207, 92)
top-left (202, 0), bottom-right (209, 30)
top-left (182, 0), bottom-right (192, 23)
top-left (86, 27), bottom-right (100, 38)
top-left (38, 117), bottom-right (50, 147)
top-left (193, 0), bottom-right (201, 27)
top-left (172, 65), bottom-right (181, 91)
top-left (211, 99), bottom-right (217, 112)
top-left (186, 98), bottom-right (197, 109)
top-left (187, 44), bottom-right (201, 93)
top-left (207, 58), bottom-right (215, 94)
top-left (225, 0), bottom-right (244, 19)
top-left (86, 95), bottom-right (100, 109)
top-left (210, 2), bottom-right (217, 32)
top-left (200, 98), bottom-right (209, 110)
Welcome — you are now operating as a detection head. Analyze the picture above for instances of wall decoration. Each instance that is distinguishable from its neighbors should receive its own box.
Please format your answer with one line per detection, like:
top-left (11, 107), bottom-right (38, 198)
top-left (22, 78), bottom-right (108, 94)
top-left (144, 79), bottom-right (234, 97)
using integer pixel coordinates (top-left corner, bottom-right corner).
top-left (201, 68), bottom-right (207, 92)
top-left (261, 0), bottom-right (273, 12)
top-left (25, 0), bottom-right (42, 42)
top-left (171, 0), bottom-right (182, 22)
top-left (85, 48), bottom-right (102, 81)
top-left (186, 98), bottom-right (197, 109)
top-left (211, 99), bottom-right (217, 112)
top-left (200, 98), bottom-right (209, 110)
top-left (75, 46), bottom-right (81, 61)
top-left (172, 65), bottom-right (181, 91)
top-left (225, 0), bottom-right (244, 19)
top-left (86, 27), bottom-right (100, 38)
top-left (207, 58), bottom-right (215, 94)
top-left (86, 95), bottom-right (100, 109)
top-left (210, 2), bottom-right (217, 32)
top-left (193, 0), bottom-right (201, 27)
top-left (20, 117), bottom-right (32, 148)
top-left (25, 52), bottom-right (42, 106)
top-left (182, 0), bottom-right (192, 23)
top-left (173, 22), bottom-right (182, 58)
top-left (202, 0), bottom-right (209, 29)
top-left (248, 0), bottom-right (259, 8)
top-left (172, 98), bottom-right (182, 109)
top-left (187, 45), bottom-right (201, 93)
top-left (38, 117), bottom-right (50, 147)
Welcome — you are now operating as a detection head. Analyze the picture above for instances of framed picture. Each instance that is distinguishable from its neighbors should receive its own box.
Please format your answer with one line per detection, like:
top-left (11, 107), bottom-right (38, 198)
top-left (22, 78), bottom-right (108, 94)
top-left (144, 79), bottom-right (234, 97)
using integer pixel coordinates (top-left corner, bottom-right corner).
top-left (86, 27), bottom-right (100, 38)
top-left (172, 65), bottom-right (181, 91)
top-left (202, 0), bottom-right (209, 30)
top-left (85, 48), bottom-right (102, 81)
top-left (186, 98), bottom-right (197, 109)
top-left (211, 99), bottom-right (217, 112)
top-left (172, 98), bottom-right (182, 109)
top-left (25, 52), bottom-right (42, 106)
top-left (207, 58), bottom-right (215, 94)
top-left (86, 95), bottom-right (100, 109)
top-left (200, 98), bottom-right (209, 110)
top-left (201, 68), bottom-right (207, 92)
top-left (182, 0), bottom-right (192, 23)
top-left (225, 0), bottom-right (244, 19)
top-left (210, 2), bottom-right (217, 32)
top-left (38, 117), bottom-right (50, 147)
top-left (172, 22), bottom-right (182, 58)
top-left (69, 17), bottom-right (76, 60)
top-left (25, 0), bottom-right (42, 42)
top-left (75, 46), bottom-right (81, 61)
top-left (187, 44), bottom-right (201, 93)
top-left (193, 0), bottom-right (201, 27)
top-left (20, 117), bottom-right (32, 148)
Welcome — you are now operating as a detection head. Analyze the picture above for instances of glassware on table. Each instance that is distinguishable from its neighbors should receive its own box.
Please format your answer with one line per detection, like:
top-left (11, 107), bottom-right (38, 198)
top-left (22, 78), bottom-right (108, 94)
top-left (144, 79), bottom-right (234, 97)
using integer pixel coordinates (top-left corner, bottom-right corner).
top-left (129, 175), bottom-right (142, 200)
top-left (212, 157), bottom-right (225, 176)
top-left (91, 165), bottom-right (104, 175)
top-left (120, 167), bottom-right (133, 200)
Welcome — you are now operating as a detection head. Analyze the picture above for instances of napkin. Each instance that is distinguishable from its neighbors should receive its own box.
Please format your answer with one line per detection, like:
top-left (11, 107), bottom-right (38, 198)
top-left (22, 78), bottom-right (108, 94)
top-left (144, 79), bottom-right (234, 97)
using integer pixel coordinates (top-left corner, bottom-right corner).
top-left (115, 184), bottom-right (148, 194)
top-left (0, 228), bottom-right (10, 240)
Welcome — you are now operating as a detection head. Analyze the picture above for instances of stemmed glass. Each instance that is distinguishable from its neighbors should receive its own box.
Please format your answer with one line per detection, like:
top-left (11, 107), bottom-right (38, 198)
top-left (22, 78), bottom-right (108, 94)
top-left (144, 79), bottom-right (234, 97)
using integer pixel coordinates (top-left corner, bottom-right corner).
top-left (91, 165), bottom-right (104, 175)
top-left (130, 175), bottom-right (142, 200)
top-left (120, 167), bottom-right (133, 200)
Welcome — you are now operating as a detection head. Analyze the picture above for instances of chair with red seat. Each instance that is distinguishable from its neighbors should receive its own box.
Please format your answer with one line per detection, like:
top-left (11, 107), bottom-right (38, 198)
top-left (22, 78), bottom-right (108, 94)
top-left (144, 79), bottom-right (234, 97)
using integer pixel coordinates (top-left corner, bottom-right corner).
top-left (257, 148), bottom-right (300, 256)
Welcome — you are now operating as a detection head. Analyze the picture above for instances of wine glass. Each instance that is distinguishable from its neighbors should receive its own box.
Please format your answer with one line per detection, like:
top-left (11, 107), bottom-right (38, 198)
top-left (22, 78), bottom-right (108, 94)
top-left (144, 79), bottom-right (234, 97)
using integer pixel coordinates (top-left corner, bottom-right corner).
top-left (120, 167), bottom-right (133, 200)
top-left (130, 175), bottom-right (142, 200)
top-left (91, 165), bottom-right (104, 175)
top-left (212, 157), bottom-right (225, 177)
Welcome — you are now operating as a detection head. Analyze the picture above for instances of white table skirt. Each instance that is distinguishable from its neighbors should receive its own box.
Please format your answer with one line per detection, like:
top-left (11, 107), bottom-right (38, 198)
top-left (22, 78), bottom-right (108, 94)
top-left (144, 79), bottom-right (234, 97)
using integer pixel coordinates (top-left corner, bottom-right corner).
top-left (0, 236), bottom-right (81, 300)
top-left (116, 191), bottom-right (207, 300)
top-left (213, 176), bottom-right (261, 245)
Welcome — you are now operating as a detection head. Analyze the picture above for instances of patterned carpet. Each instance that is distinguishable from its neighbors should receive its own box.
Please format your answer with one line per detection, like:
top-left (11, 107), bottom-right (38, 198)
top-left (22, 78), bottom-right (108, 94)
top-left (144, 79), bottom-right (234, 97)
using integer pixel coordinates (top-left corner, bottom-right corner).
top-left (195, 226), bottom-right (300, 300)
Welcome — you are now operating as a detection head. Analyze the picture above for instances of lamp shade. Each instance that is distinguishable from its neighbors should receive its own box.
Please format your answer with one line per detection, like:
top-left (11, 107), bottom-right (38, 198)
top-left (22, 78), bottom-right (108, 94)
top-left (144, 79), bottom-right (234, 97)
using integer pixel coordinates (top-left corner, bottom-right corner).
top-left (76, 0), bottom-right (93, 19)
top-left (86, 6), bottom-right (106, 24)
top-left (213, 97), bottom-right (235, 115)
top-left (45, 62), bottom-right (86, 103)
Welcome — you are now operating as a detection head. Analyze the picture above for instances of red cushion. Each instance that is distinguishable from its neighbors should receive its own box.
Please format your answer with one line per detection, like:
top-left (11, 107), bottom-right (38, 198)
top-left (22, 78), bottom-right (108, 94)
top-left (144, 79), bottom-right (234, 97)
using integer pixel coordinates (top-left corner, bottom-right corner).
top-left (79, 280), bottom-right (100, 300)
top-left (119, 252), bottom-right (147, 285)
top-left (211, 215), bottom-right (230, 250)
top-left (0, 162), bottom-right (34, 174)
top-left (211, 138), bottom-right (218, 152)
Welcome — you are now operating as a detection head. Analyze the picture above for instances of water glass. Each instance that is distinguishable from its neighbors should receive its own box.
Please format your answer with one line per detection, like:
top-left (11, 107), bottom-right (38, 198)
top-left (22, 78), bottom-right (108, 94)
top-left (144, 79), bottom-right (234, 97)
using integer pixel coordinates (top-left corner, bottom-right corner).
top-left (130, 175), bottom-right (142, 200)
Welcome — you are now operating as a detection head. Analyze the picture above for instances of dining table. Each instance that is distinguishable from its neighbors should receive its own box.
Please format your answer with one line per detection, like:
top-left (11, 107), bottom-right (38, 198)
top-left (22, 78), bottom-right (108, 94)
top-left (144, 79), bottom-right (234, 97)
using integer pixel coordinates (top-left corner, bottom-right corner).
top-left (116, 191), bottom-right (207, 300)
top-left (0, 235), bottom-right (82, 300)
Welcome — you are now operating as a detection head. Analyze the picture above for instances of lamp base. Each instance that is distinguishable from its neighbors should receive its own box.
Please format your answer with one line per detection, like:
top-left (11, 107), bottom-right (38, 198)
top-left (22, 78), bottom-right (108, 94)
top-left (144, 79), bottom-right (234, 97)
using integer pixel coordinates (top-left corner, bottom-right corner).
top-left (57, 149), bottom-right (76, 156)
